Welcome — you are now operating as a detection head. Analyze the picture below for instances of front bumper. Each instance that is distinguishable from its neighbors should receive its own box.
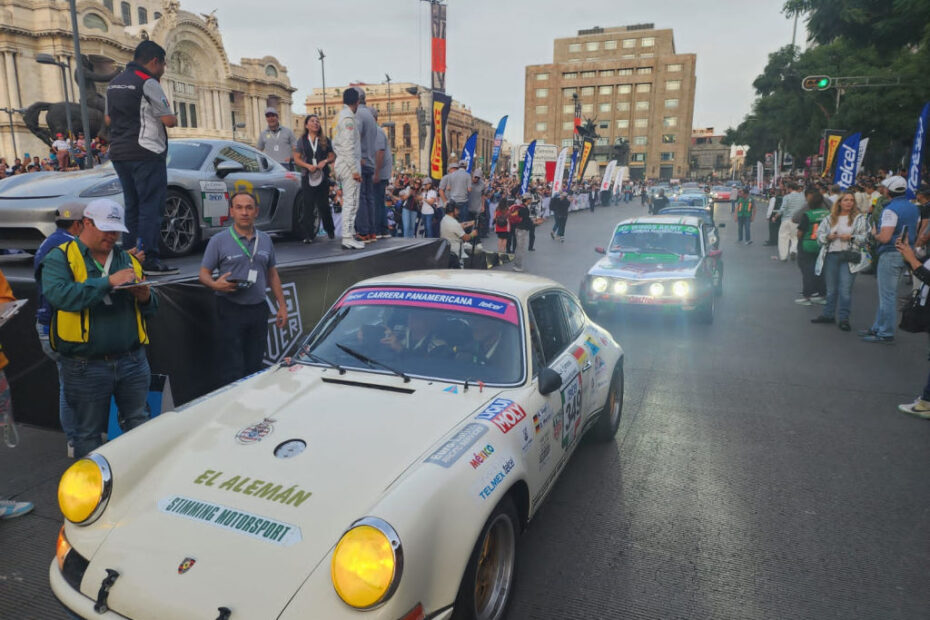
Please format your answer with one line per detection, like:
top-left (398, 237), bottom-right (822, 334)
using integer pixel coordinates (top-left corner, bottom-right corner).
top-left (50, 558), bottom-right (129, 620)
top-left (0, 197), bottom-right (67, 249)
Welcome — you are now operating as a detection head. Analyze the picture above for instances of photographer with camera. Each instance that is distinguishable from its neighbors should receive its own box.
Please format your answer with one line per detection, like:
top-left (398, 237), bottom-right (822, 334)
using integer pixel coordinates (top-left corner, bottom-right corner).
top-left (199, 191), bottom-right (288, 384)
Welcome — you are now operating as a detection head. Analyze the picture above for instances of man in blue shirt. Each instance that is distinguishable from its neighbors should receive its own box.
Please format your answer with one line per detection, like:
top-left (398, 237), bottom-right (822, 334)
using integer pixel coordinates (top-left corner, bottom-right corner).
top-left (861, 175), bottom-right (919, 343)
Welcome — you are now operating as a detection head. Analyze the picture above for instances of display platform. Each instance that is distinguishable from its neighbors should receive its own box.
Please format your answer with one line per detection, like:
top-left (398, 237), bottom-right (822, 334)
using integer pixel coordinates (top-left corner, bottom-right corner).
top-left (2, 237), bottom-right (449, 428)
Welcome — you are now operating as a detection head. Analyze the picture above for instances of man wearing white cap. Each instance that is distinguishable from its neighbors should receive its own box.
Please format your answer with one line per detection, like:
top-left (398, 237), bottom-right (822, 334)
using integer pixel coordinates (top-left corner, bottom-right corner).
top-left (40, 198), bottom-right (159, 458)
top-left (257, 106), bottom-right (297, 170)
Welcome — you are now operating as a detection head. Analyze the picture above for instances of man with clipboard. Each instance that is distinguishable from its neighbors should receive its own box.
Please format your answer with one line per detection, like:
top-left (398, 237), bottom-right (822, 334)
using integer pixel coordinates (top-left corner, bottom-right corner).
top-left (199, 191), bottom-right (288, 385)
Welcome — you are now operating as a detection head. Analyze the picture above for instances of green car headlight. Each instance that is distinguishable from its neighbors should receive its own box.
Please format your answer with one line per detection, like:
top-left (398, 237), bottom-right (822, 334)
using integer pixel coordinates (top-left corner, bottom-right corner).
top-left (591, 277), bottom-right (608, 293)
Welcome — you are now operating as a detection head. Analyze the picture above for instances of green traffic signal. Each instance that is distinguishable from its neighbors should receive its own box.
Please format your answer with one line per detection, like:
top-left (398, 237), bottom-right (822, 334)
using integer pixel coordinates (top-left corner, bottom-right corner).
top-left (817, 77), bottom-right (830, 89)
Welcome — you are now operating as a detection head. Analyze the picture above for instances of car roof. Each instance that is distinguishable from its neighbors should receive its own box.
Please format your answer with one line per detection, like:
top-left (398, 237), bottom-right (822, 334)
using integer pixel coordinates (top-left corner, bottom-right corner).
top-left (659, 207), bottom-right (712, 219)
top-left (619, 215), bottom-right (705, 228)
top-left (354, 269), bottom-right (564, 302)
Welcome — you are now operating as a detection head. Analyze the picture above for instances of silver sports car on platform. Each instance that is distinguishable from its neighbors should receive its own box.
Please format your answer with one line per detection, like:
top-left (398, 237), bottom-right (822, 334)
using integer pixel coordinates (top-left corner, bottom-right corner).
top-left (0, 139), bottom-right (303, 256)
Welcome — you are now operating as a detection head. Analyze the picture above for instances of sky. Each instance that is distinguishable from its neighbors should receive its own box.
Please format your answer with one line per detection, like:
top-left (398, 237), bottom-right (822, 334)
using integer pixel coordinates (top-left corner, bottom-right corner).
top-left (179, 0), bottom-right (799, 144)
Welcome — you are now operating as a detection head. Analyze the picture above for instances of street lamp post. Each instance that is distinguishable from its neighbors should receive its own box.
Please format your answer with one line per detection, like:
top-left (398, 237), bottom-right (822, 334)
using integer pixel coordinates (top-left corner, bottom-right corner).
top-left (385, 73), bottom-right (392, 124)
top-left (67, 0), bottom-right (93, 168)
top-left (317, 49), bottom-right (328, 138)
top-left (36, 53), bottom-right (74, 141)
top-left (0, 107), bottom-right (23, 161)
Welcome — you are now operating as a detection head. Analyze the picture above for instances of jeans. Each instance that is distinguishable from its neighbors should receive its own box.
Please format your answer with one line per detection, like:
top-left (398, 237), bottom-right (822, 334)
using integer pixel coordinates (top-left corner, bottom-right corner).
top-left (737, 216), bottom-right (751, 241)
top-left (60, 348), bottom-right (151, 459)
top-left (870, 251), bottom-right (904, 338)
top-left (402, 209), bottom-right (418, 238)
top-left (798, 251), bottom-right (825, 297)
top-left (554, 214), bottom-right (567, 237)
top-left (356, 164), bottom-right (375, 236)
top-left (112, 157), bottom-right (167, 260)
top-left (375, 180), bottom-right (389, 235)
top-left (421, 213), bottom-right (434, 238)
top-left (215, 297), bottom-right (270, 386)
top-left (822, 253), bottom-right (857, 321)
top-left (35, 322), bottom-right (76, 443)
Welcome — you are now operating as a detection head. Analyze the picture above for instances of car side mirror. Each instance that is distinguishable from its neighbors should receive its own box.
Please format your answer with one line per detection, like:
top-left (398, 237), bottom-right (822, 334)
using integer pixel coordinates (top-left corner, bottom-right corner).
top-left (595, 246), bottom-right (606, 254)
top-left (215, 160), bottom-right (244, 178)
top-left (707, 249), bottom-right (722, 258)
top-left (538, 368), bottom-right (562, 395)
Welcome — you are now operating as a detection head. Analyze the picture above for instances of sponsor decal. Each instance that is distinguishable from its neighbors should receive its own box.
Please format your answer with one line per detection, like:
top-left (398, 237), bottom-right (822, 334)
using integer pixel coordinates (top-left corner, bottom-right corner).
top-left (595, 356), bottom-right (609, 390)
top-left (533, 403), bottom-right (552, 435)
top-left (560, 372), bottom-right (583, 449)
top-left (584, 336), bottom-right (601, 357)
top-left (521, 424), bottom-right (533, 453)
top-left (425, 423), bottom-right (488, 468)
top-left (193, 469), bottom-right (312, 507)
top-left (615, 223), bottom-right (700, 236)
top-left (337, 287), bottom-right (520, 325)
top-left (443, 385), bottom-right (459, 394)
top-left (538, 441), bottom-right (551, 469)
top-left (469, 444), bottom-right (495, 469)
top-left (178, 557), bottom-right (196, 575)
top-left (552, 357), bottom-right (579, 383)
top-left (264, 282), bottom-right (303, 365)
top-left (475, 455), bottom-right (515, 501)
top-left (235, 418), bottom-right (275, 444)
top-left (159, 496), bottom-right (302, 546)
top-left (571, 346), bottom-right (588, 366)
top-left (475, 398), bottom-right (527, 434)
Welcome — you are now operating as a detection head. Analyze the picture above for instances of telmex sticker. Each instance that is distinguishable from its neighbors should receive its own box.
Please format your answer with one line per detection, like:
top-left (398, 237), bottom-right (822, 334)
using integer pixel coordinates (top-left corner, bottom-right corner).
top-left (158, 496), bottom-right (302, 546)
top-left (425, 423), bottom-right (488, 468)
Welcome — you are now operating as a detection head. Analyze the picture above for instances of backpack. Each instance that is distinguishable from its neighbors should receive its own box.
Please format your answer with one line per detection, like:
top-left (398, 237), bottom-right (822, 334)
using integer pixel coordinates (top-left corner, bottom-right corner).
top-left (494, 211), bottom-right (508, 228)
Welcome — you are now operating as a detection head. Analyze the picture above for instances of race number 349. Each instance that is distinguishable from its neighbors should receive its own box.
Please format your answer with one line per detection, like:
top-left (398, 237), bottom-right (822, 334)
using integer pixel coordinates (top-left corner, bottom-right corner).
top-left (560, 373), bottom-right (582, 449)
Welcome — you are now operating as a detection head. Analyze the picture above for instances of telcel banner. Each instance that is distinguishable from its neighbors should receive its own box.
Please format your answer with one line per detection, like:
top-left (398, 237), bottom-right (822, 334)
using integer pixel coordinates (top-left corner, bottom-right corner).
top-left (520, 140), bottom-right (537, 195)
top-left (551, 147), bottom-right (569, 194)
top-left (566, 148), bottom-right (579, 192)
top-left (832, 132), bottom-right (861, 190)
top-left (489, 115), bottom-right (508, 177)
top-left (907, 102), bottom-right (930, 199)
top-left (429, 92), bottom-right (452, 182)
top-left (461, 131), bottom-right (478, 174)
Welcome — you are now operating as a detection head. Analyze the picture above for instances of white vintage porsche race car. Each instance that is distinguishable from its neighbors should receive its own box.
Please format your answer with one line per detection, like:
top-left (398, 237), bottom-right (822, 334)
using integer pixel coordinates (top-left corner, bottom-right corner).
top-left (50, 270), bottom-right (624, 620)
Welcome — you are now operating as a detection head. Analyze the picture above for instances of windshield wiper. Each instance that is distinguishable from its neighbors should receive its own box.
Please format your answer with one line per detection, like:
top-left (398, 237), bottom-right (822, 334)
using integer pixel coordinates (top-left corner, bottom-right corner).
top-left (336, 343), bottom-right (411, 383)
top-left (303, 349), bottom-right (346, 374)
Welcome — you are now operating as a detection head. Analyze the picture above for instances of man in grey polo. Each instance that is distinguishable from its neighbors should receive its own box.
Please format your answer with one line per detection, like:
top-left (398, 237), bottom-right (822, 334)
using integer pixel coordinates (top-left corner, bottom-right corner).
top-left (354, 88), bottom-right (378, 240)
top-left (439, 159), bottom-right (472, 221)
top-left (199, 191), bottom-right (288, 385)
top-left (257, 106), bottom-right (297, 170)
top-left (373, 109), bottom-right (393, 237)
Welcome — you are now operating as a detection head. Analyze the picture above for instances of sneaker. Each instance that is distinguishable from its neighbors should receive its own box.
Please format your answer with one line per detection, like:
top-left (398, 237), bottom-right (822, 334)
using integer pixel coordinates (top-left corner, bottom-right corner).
top-left (341, 237), bottom-right (365, 250)
top-left (857, 328), bottom-right (876, 337)
top-left (301, 237), bottom-right (314, 244)
top-left (560, 237), bottom-right (565, 243)
top-left (745, 240), bottom-right (753, 245)
top-left (861, 334), bottom-right (894, 344)
top-left (67, 440), bottom-right (74, 458)
top-left (0, 499), bottom-right (34, 519)
top-left (811, 315), bottom-right (834, 324)
top-left (550, 231), bottom-right (555, 240)
top-left (810, 292), bottom-right (823, 299)
top-left (838, 321), bottom-right (851, 331)
top-left (812, 297), bottom-right (827, 305)
top-left (141, 260), bottom-right (179, 276)
top-left (898, 399), bottom-right (930, 419)
top-left (512, 266), bottom-right (525, 272)
top-left (794, 297), bottom-right (813, 306)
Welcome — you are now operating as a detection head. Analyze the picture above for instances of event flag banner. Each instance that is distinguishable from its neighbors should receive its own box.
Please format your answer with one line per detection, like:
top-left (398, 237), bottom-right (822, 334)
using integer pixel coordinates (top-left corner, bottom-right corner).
top-left (600, 160), bottom-right (617, 192)
top-left (832, 132), bottom-right (861, 190)
top-left (821, 130), bottom-right (845, 178)
top-left (489, 115), bottom-right (508, 177)
top-left (856, 138), bottom-right (869, 176)
top-left (551, 147), bottom-right (569, 194)
top-left (566, 148), bottom-right (579, 192)
top-left (906, 102), bottom-right (930, 199)
top-left (461, 131), bottom-right (478, 174)
top-left (577, 137), bottom-right (595, 181)
top-left (430, 2), bottom-right (447, 92)
top-left (613, 166), bottom-right (627, 196)
top-left (773, 150), bottom-right (780, 185)
top-left (520, 140), bottom-right (537, 195)
top-left (428, 91), bottom-right (452, 183)
top-left (756, 161), bottom-right (764, 190)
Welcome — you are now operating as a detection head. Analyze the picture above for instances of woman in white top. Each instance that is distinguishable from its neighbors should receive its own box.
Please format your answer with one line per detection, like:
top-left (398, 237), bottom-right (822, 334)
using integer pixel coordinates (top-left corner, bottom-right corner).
top-left (419, 184), bottom-right (438, 238)
top-left (812, 191), bottom-right (868, 331)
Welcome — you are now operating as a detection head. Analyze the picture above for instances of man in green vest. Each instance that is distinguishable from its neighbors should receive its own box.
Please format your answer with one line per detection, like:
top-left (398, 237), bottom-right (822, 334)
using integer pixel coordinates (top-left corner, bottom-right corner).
top-left (733, 189), bottom-right (754, 244)
top-left (41, 198), bottom-right (159, 458)
top-left (794, 187), bottom-right (830, 306)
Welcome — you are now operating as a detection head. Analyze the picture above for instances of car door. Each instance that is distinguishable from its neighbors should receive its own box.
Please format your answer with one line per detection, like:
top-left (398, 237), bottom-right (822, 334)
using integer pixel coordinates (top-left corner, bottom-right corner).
top-left (211, 144), bottom-right (280, 227)
top-left (559, 292), bottom-right (597, 420)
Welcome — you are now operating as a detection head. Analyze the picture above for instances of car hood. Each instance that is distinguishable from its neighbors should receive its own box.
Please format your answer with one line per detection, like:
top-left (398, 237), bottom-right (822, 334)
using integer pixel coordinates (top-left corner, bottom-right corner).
top-left (85, 365), bottom-right (503, 618)
top-left (0, 165), bottom-right (117, 198)
top-left (588, 254), bottom-right (701, 280)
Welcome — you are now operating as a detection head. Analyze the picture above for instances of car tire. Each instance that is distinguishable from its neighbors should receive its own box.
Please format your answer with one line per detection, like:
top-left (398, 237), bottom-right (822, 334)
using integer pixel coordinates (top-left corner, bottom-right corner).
top-left (160, 189), bottom-right (201, 258)
top-left (695, 294), bottom-right (714, 324)
top-left (591, 365), bottom-right (623, 442)
top-left (289, 189), bottom-right (308, 240)
top-left (713, 264), bottom-right (724, 297)
top-left (452, 496), bottom-right (519, 620)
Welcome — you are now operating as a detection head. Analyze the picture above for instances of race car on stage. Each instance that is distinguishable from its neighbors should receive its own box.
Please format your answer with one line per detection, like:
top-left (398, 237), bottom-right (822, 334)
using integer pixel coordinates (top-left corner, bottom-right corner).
top-left (580, 215), bottom-right (723, 323)
top-left (0, 139), bottom-right (303, 257)
top-left (51, 271), bottom-right (624, 620)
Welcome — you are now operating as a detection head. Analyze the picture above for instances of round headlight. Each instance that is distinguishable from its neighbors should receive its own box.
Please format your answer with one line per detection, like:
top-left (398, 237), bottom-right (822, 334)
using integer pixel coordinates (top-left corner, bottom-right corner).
top-left (649, 282), bottom-right (665, 296)
top-left (613, 281), bottom-right (628, 295)
top-left (591, 277), bottom-right (608, 293)
top-left (331, 518), bottom-right (403, 609)
top-left (672, 280), bottom-right (691, 297)
top-left (58, 454), bottom-right (111, 525)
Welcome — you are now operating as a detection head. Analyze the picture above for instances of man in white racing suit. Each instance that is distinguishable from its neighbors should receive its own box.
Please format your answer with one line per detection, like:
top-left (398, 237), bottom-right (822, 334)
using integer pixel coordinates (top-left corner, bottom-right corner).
top-left (332, 88), bottom-right (364, 249)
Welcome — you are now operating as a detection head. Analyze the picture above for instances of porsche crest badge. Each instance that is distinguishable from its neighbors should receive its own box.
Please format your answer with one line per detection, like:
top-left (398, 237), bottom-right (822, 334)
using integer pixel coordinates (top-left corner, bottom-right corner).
top-left (178, 557), bottom-right (196, 574)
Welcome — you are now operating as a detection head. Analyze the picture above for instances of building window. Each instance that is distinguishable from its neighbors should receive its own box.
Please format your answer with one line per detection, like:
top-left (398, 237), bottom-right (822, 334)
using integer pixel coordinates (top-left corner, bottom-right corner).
top-left (581, 103), bottom-right (593, 113)
top-left (535, 105), bottom-right (548, 114)
top-left (562, 121), bottom-right (574, 130)
top-left (616, 102), bottom-right (630, 112)
top-left (265, 65), bottom-right (278, 77)
top-left (580, 86), bottom-right (595, 96)
top-left (634, 118), bottom-right (648, 128)
top-left (665, 98), bottom-right (679, 109)
top-left (631, 153), bottom-right (646, 162)
top-left (598, 85), bottom-right (612, 95)
top-left (563, 72), bottom-right (577, 79)
top-left (616, 119), bottom-right (629, 129)
top-left (621, 54), bottom-right (636, 60)
top-left (642, 37), bottom-right (655, 47)
top-left (636, 67), bottom-right (653, 75)
top-left (562, 138), bottom-right (573, 147)
top-left (599, 120), bottom-right (609, 129)
top-left (633, 136), bottom-right (648, 146)
top-left (666, 80), bottom-right (681, 90)
top-left (622, 39), bottom-right (636, 48)
top-left (403, 123), bottom-right (411, 148)
top-left (536, 122), bottom-right (547, 131)
top-left (562, 87), bottom-right (577, 96)
top-left (562, 104), bottom-right (574, 113)
top-left (103, 0), bottom-right (113, 11)
top-left (618, 68), bottom-right (633, 76)
top-left (568, 43), bottom-right (582, 52)
top-left (663, 116), bottom-right (678, 128)
top-left (178, 102), bottom-right (188, 128)
top-left (635, 101), bottom-right (650, 111)
top-left (586, 41), bottom-right (599, 51)
top-left (617, 84), bottom-right (632, 95)
top-left (596, 137), bottom-right (608, 146)
top-left (536, 73), bottom-right (549, 80)
top-left (154, 11), bottom-right (161, 19)
top-left (599, 70), bottom-right (614, 77)
top-left (661, 152), bottom-right (675, 161)
top-left (636, 83), bottom-right (651, 93)
top-left (82, 13), bottom-right (108, 31)
top-left (640, 53), bottom-right (655, 59)
top-left (535, 88), bottom-right (548, 97)
top-left (662, 134), bottom-right (677, 144)
top-left (138, 7), bottom-right (147, 24)
top-left (599, 103), bottom-right (610, 113)
top-left (604, 40), bottom-right (617, 50)
top-left (120, 1), bottom-right (131, 24)
top-left (581, 71), bottom-right (596, 78)
top-left (666, 63), bottom-right (683, 72)
top-left (189, 103), bottom-right (197, 128)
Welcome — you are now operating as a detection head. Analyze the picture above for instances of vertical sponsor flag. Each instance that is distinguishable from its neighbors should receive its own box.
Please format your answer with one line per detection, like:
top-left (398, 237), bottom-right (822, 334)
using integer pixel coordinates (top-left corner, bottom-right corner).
top-left (551, 147), bottom-right (569, 194)
top-left (856, 138), bottom-right (869, 176)
top-left (565, 148), bottom-right (579, 192)
top-left (613, 166), bottom-right (627, 196)
top-left (461, 131), bottom-right (478, 174)
top-left (773, 150), bottom-right (780, 186)
top-left (756, 161), bottom-right (764, 191)
top-left (430, 2), bottom-right (447, 92)
top-left (600, 160), bottom-right (617, 192)
top-left (906, 102), bottom-right (930, 199)
top-left (520, 140), bottom-right (537, 195)
top-left (832, 132), bottom-right (861, 190)
top-left (577, 137), bottom-right (595, 181)
top-left (488, 115), bottom-right (508, 177)
top-left (821, 130), bottom-right (845, 178)
top-left (428, 92), bottom-right (452, 182)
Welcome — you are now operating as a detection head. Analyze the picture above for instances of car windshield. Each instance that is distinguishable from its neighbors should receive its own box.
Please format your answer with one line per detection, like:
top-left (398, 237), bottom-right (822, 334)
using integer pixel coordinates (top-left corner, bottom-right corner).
top-left (609, 223), bottom-right (701, 257)
top-left (299, 286), bottom-right (524, 385)
top-left (166, 142), bottom-right (213, 170)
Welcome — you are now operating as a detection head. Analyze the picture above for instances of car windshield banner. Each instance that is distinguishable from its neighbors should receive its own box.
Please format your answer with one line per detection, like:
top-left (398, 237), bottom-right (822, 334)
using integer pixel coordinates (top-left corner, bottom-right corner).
top-left (337, 287), bottom-right (520, 325)
top-left (907, 102), bottom-right (930, 199)
top-left (832, 132), bottom-right (861, 190)
top-left (489, 115), bottom-right (508, 177)
top-left (616, 223), bottom-right (700, 236)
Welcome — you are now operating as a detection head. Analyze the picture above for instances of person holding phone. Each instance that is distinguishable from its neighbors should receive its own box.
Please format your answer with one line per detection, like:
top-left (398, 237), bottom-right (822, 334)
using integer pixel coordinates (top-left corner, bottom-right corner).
top-left (895, 233), bottom-right (930, 418)
top-left (860, 176), bottom-right (919, 343)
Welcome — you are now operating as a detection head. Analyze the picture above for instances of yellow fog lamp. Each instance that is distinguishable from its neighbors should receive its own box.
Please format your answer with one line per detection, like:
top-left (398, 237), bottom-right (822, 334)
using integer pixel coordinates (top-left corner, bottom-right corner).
top-left (591, 277), bottom-right (608, 293)
top-left (58, 454), bottom-right (111, 525)
top-left (331, 517), bottom-right (403, 609)
top-left (672, 280), bottom-right (691, 297)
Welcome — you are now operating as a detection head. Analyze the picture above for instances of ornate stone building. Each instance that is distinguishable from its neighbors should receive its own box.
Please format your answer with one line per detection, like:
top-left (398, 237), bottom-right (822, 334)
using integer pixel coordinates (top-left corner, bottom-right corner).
top-left (0, 0), bottom-right (295, 159)
top-left (688, 128), bottom-right (731, 180)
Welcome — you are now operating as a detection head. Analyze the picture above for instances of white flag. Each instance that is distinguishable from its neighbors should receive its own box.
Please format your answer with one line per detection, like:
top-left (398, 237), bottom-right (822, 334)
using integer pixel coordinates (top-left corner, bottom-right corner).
top-left (551, 147), bottom-right (569, 194)
top-left (856, 138), bottom-right (869, 176)
top-left (613, 166), bottom-right (627, 195)
top-left (600, 160), bottom-right (617, 192)
top-left (756, 161), bottom-right (764, 190)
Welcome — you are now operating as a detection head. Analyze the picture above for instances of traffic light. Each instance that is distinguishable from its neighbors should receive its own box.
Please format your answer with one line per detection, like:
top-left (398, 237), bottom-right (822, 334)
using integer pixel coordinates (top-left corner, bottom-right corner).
top-left (802, 75), bottom-right (832, 91)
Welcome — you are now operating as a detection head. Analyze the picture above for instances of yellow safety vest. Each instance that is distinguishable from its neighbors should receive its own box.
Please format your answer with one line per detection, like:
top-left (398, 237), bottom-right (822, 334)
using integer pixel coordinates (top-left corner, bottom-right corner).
top-left (51, 240), bottom-right (149, 350)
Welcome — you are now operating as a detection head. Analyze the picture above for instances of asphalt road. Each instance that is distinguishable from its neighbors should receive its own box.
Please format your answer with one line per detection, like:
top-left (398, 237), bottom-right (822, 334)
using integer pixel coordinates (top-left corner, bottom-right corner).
top-left (507, 200), bottom-right (930, 619)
